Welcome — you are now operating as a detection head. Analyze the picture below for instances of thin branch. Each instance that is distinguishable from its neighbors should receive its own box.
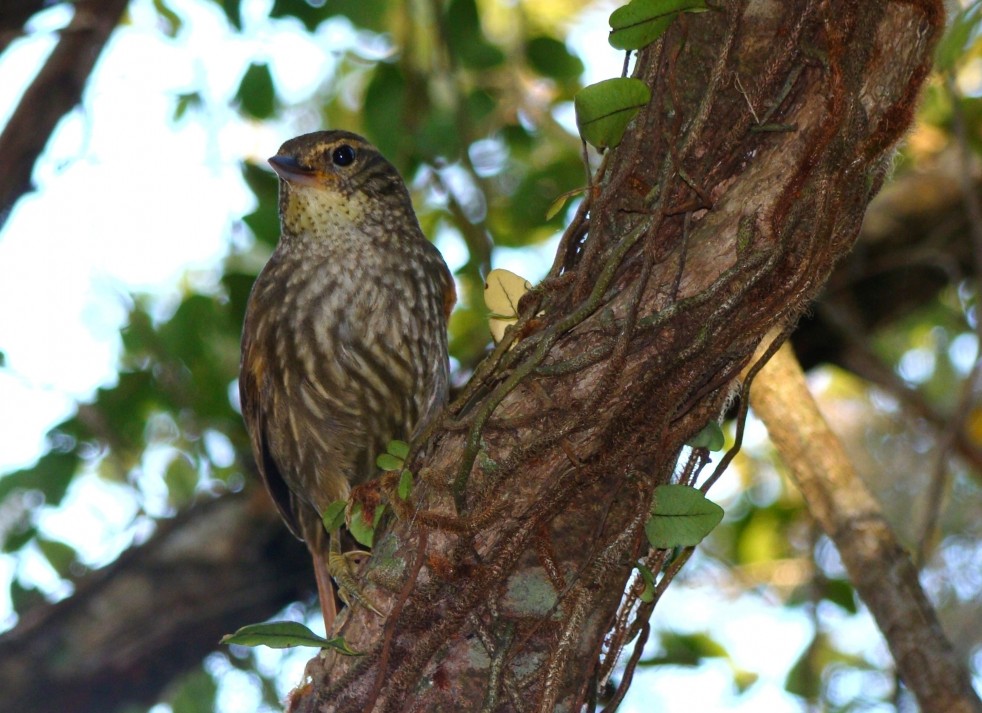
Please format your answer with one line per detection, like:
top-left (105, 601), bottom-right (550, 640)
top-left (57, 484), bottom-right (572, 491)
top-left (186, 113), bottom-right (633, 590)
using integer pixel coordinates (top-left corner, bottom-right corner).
top-left (0, 0), bottom-right (130, 227)
top-left (749, 336), bottom-right (982, 713)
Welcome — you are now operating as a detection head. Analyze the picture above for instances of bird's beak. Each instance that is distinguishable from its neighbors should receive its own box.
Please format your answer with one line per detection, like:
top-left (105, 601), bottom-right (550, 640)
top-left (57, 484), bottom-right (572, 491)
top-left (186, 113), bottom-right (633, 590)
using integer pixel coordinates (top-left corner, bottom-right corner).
top-left (268, 155), bottom-right (321, 187)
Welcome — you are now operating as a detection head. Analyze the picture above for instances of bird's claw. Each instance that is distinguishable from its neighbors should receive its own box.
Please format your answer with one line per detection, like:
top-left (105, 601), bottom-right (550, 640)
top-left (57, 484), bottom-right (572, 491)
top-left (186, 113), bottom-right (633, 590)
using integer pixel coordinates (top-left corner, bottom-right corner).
top-left (328, 549), bottom-right (382, 616)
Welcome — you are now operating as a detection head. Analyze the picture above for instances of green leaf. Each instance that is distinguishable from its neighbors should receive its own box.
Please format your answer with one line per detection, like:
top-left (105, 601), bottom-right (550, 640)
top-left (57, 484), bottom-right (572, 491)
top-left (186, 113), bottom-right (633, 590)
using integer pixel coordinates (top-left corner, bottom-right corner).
top-left (349, 503), bottom-right (384, 548)
top-left (417, 109), bottom-right (462, 161)
top-left (271, 0), bottom-right (391, 32)
top-left (397, 469), bottom-right (413, 500)
top-left (505, 155), bottom-right (586, 235)
top-left (645, 484), bottom-right (724, 548)
top-left (376, 453), bottom-right (403, 471)
top-left (269, 0), bottom-right (329, 31)
top-left (235, 62), bottom-right (276, 120)
top-left (640, 630), bottom-right (729, 667)
top-left (386, 440), bottom-right (410, 459)
top-left (364, 62), bottom-right (410, 167)
top-left (574, 78), bottom-right (651, 149)
top-left (241, 161), bottom-right (281, 247)
top-left (526, 36), bottom-right (584, 82)
top-left (164, 454), bottom-right (198, 506)
top-left (609, 0), bottom-right (708, 51)
top-left (37, 536), bottom-right (77, 579)
top-left (636, 563), bottom-right (655, 603)
top-left (445, 0), bottom-right (505, 69)
top-left (0, 450), bottom-right (78, 506)
top-left (936, 4), bottom-right (982, 72)
top-left (2, 524), bottom-right (37, 554)
top-left (167, 669), bottom-right (218, 713)
top-left (687, 421), bottom-right (725, 451)
top-left (322, 500), bottom-right (347, 532)
top-left (789, 576), bottom-right (858, 614)
top-left (81, 371), bottom-right (155, 468)
top-left (213, 0), bottom-right (241, 30)
top-left (221, 621), bottom-right (358, 653)
top-left (820, 577), bottom-right (859, 614)
top-left (173, 92), bottom-right (202, 121)
top-left (466, 88), bottom-right (497, 124)
top-left (223, 271), bottom-right (260, 324)
top-left (9, 579), bottom-right (44, 614)
top-left (785, 632), bottom-right (871, 698)
top-left (545, 187), bottom-right (587, 221)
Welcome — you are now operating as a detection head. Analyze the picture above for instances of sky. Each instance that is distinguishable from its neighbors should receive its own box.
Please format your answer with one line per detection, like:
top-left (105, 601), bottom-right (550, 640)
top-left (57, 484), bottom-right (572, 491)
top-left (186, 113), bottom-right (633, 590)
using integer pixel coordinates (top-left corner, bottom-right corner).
top-left (0, 0), bottom-right (956, 710)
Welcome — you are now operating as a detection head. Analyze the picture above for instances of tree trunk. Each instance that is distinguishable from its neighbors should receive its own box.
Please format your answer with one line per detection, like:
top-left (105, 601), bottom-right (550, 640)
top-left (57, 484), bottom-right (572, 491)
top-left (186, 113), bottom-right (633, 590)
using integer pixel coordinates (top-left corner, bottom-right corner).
top-left (291, 1), bottom-right (946, 712)
top-left (5, 134), bottom-right (979, 713)
top-left (0, 491), bottom-right (312, 713)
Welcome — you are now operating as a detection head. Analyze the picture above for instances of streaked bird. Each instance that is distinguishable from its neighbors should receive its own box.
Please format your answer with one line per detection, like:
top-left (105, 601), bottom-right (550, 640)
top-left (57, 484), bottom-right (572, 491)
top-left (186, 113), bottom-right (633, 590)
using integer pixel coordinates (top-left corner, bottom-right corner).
top-left (239, 130), bottom-right (455, 628)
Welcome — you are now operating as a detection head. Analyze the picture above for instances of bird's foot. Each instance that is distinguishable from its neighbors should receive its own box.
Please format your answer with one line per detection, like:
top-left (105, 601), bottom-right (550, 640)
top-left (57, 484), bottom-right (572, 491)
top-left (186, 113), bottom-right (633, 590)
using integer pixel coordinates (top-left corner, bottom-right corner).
top-left (328, 548), bottom-right (382, 616)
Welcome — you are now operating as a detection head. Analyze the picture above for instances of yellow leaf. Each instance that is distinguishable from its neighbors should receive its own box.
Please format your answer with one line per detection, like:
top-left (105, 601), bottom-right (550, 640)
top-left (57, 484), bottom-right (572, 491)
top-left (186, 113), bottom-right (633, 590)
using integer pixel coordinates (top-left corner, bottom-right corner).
top-left (484, 268), bottom-right (532, 343)
top-left (546, 187), bottom-right (586, 221)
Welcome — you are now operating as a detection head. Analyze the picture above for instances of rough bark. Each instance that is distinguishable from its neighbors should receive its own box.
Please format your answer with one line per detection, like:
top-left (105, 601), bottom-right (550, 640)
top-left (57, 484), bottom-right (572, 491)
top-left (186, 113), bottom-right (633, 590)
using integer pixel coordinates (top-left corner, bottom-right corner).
top-left (0, 158), bottom-right (974, 713)
top-left (287, 2), bottom-right (945, 712)
top-left (0, 490), bottom-right (312, 713)
top-left (750, 338), bottom-right (982, 713)
top-left (0, 0), bottom-right (129, 227)
top-left (0, 2), bottom-right (961, 712)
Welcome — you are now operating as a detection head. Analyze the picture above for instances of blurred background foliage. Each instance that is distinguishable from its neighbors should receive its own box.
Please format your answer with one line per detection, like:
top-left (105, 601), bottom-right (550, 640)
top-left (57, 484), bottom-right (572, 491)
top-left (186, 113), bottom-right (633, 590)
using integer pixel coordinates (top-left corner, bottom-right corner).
top-left (1, 0), bottom-right (982, 711)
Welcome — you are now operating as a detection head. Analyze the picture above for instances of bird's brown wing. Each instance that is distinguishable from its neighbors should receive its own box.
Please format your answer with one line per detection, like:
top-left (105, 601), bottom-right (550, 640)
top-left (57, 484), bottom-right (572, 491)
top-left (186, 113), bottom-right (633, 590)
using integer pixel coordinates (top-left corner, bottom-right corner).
top-left (239, 334), bottom-right (305, 542)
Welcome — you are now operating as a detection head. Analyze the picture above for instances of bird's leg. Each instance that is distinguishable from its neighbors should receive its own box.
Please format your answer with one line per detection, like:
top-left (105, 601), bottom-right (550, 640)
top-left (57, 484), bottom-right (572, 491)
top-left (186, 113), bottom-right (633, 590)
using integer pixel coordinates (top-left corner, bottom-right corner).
top-left (327, 529), bottom-right (382, 616)
top-left (307, 531), bottom-right (337, 633)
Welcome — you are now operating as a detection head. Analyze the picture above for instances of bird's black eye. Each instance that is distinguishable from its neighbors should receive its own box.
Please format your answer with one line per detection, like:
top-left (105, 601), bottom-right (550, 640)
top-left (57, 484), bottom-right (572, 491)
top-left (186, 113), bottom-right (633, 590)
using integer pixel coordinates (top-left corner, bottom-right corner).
top-left (331, 144), bottom-right (356, 167)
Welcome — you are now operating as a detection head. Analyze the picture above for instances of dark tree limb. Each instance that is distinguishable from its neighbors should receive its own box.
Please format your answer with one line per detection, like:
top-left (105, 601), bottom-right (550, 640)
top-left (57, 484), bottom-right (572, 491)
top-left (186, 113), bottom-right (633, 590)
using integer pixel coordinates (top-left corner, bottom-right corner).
top-left (0, 490), bottom-right (313, 713)
top-left (0, 0), bottom-right (54, 54)
top-left (0, 0), bottom-right (129, 227)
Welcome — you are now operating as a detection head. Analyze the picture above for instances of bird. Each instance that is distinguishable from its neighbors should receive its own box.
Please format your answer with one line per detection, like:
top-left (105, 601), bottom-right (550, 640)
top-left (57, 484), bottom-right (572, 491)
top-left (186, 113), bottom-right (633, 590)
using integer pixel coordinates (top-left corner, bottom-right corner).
top-left (238, 130), bottom-right (455, 630)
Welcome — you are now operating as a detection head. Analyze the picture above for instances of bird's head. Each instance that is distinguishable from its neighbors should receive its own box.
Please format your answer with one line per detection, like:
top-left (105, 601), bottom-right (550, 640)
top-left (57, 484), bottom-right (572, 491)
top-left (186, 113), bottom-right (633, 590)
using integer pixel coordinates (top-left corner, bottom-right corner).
top-left (268, 130), bottom-right (414, 239)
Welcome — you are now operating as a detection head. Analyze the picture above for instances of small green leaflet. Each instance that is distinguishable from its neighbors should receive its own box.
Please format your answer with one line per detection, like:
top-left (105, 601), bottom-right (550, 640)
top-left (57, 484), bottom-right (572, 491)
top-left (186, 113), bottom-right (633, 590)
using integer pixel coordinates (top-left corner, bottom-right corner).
top-left (235, 62), bottom-right (276, 119)
top-left (546, 186), bottom-right (587, 220)
top-left (574, 78), bottom-right (651, 149)
top-left (221, 621), bottom-right (359, 653)
top-left (387, 439), bottom-right (410, 459)
top-left (349, 502), bottom-right (385, 548)
top-left (609, 0), bottom-right (708, 51)
top-left (376, 453), bottom-right (403, 471)
top-left (636, 562), bottom-right (656, 603)
top-left (645, 484), bottom-right (723, 548)
top-left (322, 500), bottom-right (347, 532)
top-left (936, 4), bottom-right (982, 72)
top-left (398, 469), bottom-right (414, 500)
top-left (377, 440), bottom-right (409, 471)
top-left (686, 421), bottom-right (725, 451)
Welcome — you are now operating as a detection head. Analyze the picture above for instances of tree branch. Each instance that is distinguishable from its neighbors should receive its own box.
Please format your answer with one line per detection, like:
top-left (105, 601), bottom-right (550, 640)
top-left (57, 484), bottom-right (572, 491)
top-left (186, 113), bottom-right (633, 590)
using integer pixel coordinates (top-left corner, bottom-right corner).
top-left (0, 0), bottom-right (129, 227)
top-left (748, 336), bottom-right (982, 713)
top-left (0, 490), bottom-right (312, 713)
